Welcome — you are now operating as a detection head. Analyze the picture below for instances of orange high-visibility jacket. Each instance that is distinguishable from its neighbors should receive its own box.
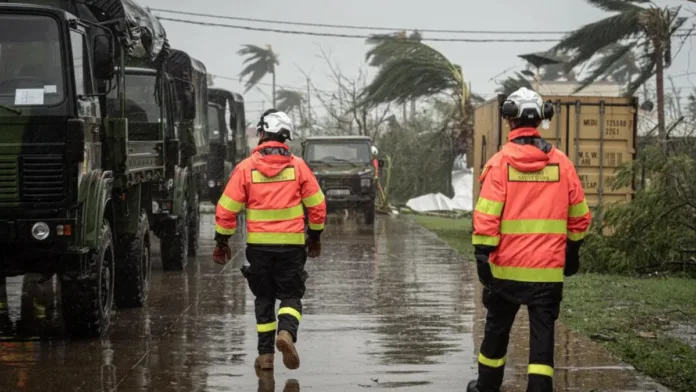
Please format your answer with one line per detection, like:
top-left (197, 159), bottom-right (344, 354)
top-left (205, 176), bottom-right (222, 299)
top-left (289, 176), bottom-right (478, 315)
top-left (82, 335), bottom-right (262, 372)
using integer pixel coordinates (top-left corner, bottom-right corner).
top-left (372, 159), bottom-right (379, 179)
top-left (472, 128), bottom-right (591, 283)
top-left (215, 141), bottom-right (326, 245)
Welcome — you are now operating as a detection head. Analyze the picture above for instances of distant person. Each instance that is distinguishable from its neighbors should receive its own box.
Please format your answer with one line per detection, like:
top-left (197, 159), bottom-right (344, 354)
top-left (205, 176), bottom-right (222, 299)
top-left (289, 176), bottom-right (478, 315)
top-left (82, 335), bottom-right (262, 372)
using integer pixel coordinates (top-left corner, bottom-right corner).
top-left (371, 145), bottom-right (379, 180)
top-left (468, 87), bottom-right (591, 392)
top-left (213, 109), bottom-right (326, 375)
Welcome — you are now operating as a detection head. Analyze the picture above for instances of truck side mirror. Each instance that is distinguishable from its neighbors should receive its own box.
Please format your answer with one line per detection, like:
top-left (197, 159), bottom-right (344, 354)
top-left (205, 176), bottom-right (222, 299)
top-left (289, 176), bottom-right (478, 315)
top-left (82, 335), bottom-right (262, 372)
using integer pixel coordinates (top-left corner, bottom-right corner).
top-left (182, 84), bottom-right (196, 120)
top-left (378, 159), bottom-right (385, 168)
top-left (92, 34), bottom-right (115, 80)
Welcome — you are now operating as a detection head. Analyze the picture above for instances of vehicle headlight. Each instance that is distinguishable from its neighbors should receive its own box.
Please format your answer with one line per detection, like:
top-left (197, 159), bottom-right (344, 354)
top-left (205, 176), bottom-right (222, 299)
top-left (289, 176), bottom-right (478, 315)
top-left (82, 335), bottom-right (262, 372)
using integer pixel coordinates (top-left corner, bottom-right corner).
top-left (361, 178), bottom-right (371, 187)
top-left (31, 222), bottom-right (50, 240)
top-left (208, 180), bottom-right (216, 188)
top-left (152, 201), bottom-right (160, 213)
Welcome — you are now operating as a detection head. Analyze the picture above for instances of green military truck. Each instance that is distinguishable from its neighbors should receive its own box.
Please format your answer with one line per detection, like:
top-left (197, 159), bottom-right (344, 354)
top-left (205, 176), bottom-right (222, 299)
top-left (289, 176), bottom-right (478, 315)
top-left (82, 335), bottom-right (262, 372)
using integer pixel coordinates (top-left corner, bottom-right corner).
top-left (206, 87), bottom-right (247, 205)
top-left (161, 50), bottom-right (209, 259)
top-left (302, 136), bottom-right (380, 225)
top-left (119, 49), bottom-right (211, 265)
top-left (0, 0), bottom-right (171, 336)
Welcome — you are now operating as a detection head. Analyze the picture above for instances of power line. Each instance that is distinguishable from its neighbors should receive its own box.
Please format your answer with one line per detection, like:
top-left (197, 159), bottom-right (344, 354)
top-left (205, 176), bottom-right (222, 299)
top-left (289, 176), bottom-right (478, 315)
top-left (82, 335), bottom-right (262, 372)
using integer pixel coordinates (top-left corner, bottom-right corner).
top-left (152, 8), bottom-right (695, 36)
top-left (155, 17), bottom-right (562, 43)
top-left (151, 8), bottom-right (569, 35)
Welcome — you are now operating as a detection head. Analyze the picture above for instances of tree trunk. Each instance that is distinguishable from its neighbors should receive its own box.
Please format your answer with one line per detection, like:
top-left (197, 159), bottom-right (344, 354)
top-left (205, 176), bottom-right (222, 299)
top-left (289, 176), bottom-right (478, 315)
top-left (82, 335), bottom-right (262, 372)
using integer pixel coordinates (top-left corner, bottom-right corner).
top-left (402, 102), bottom-right (407, 123)
top-left (655, 42), bottom-right (666, 143)
top-left (272, 71), bottom-right (277, 108)
top-left (410, 99), bottom-right (416, 121)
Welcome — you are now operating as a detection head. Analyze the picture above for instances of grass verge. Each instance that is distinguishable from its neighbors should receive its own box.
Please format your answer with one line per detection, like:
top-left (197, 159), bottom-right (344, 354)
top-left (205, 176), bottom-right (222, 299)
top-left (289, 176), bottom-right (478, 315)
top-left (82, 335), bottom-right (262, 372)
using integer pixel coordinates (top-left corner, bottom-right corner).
top-left (412, 214), bottom-right (696, 392)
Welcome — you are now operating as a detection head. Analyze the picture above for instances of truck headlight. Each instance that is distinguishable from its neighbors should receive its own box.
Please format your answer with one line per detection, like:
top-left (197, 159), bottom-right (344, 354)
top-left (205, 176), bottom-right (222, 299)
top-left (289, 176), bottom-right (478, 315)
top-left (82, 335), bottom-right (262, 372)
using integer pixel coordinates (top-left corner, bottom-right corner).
top-left (361, 178), bottom-right (371, 188)
top-left (208, 180), bottom-right (216, 188)
top-left (152, 201), bottom-right (160, 213)
top-left (31, 222), bottom-right (50, 240)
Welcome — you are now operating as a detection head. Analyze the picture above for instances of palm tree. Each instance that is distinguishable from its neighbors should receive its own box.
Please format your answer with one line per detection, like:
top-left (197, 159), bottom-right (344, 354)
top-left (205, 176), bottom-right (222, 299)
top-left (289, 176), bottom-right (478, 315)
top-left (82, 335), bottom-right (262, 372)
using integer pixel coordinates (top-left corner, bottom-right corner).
top-left (365, 30), bottom-right (422, 121)
top-left (276, 89), bottom-right (306, 122)
top-left (360, 39), bottom-right (468, 119)
top-left (553, 0), bottom-right (687, 140)
top-left (496, 72), bottom-right (534, 95)
top-left (592, 43), bottom-right (641, 85)
top-left (237, 44), bottom-right (280, 106)
top-left (539, 51), bottom-right (576, 81)
top-left (360, 38), bottom-right (471, 186)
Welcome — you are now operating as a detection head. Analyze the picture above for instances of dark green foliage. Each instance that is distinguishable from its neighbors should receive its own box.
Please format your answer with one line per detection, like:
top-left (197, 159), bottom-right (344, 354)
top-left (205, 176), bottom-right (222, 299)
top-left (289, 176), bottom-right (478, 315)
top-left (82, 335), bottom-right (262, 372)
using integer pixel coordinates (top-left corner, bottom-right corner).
top-left (581, 144), bottom-right (696, 274)
top-left (378, 107), bottom-right (458, 201)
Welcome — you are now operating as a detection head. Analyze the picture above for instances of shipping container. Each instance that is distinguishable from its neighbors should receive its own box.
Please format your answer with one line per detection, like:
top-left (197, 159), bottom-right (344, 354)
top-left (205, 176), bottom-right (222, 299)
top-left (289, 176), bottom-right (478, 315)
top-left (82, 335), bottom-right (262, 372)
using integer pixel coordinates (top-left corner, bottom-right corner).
top-left (472, 95), bottom-right (638, 209)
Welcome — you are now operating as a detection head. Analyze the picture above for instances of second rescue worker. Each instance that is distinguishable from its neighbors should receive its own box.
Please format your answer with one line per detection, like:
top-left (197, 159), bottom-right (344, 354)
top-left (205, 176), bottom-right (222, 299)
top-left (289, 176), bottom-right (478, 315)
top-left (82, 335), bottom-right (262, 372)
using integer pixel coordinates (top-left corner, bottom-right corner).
top-left (213, 109), bottom-right (326, 374)
top-left (467, 88), bottom-right (591, 392)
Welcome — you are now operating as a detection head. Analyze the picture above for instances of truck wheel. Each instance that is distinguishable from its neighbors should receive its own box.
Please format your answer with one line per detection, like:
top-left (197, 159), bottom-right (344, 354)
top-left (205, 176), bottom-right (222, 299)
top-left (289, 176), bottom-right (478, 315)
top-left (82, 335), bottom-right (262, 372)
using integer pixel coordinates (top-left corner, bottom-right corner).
top-left (161, 203), bottom-right (189, 271)
top-left (364, 204), bottom-right (375, 225)
top-left (187, 193), bottom-right (200, 256)
top-left (60, 220), bottom-right (115, 337)
top-left (114, 210), bottom-right (151, 308)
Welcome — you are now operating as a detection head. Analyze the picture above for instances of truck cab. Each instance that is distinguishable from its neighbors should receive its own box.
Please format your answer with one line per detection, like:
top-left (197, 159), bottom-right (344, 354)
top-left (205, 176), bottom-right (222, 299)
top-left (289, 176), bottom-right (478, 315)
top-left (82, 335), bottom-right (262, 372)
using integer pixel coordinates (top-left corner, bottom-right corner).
top-left (0, 1), bottom-right (126, 336)
top-left (302, 136), bottom-right (378, 225)
top-left (206, 87), bottom-right (247, 204)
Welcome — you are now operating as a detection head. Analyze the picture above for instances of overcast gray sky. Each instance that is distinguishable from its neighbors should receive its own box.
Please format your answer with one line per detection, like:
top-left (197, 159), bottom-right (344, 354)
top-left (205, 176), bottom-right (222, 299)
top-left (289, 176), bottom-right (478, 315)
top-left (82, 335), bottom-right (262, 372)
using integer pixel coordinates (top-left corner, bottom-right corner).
top-left (139, 0), bottom-right (696, 120)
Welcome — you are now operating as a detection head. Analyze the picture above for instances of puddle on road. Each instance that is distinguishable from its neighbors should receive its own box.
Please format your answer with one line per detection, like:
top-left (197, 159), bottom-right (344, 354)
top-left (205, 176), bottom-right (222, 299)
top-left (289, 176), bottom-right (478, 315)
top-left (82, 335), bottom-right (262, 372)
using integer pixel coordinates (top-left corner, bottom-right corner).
top-left (0, 214), bottom-right (673, 391)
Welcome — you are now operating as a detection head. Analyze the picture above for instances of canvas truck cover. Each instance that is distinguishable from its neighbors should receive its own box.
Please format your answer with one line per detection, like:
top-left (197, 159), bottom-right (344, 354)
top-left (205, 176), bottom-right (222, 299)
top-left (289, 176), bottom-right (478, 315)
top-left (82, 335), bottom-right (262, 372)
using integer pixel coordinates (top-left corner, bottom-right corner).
top-left (16, 0), bottom-right (169, 64)
top-left (472, 95), bottom-right (638, 209)
top-left (165, 49), bottom-right (208, 150)
top-left (208, 87), bottom-right (246, 144)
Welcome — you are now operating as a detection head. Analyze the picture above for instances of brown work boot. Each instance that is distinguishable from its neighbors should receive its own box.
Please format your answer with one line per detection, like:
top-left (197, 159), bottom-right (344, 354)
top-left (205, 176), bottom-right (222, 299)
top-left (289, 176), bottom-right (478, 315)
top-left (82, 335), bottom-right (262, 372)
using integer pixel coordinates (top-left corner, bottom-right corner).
top-left (254, 353), bottom-right (274, 377)
top-left (276, 330), bottom-right (300, 370)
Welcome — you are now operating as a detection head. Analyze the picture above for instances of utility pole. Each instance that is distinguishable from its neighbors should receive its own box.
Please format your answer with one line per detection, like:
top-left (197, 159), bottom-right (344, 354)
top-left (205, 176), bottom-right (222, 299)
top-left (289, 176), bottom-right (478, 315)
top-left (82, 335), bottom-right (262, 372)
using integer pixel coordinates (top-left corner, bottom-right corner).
top-left (305, 77), bottom-right (311, 138)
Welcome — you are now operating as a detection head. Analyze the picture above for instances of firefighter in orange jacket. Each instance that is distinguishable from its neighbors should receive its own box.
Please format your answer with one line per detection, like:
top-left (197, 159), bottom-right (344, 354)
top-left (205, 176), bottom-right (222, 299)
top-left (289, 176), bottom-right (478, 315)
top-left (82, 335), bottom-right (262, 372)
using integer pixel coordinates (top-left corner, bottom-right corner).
top-left (371, 145), bottom-right (379, 180)
top-left (213, 109), bottom-right (326, 375)
top-left (467, 88), bottom-right (591, 392)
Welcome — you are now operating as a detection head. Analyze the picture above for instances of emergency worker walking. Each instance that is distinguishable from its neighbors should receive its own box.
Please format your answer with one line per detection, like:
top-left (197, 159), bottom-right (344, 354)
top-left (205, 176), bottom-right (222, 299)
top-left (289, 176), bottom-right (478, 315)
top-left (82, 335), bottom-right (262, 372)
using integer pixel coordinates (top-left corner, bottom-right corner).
top-left (213, 109), bottom-right (326, 375)
top-left (371, 146), bottom-right (379, 180)
top-left (467, 88), bottom-right (591, 392)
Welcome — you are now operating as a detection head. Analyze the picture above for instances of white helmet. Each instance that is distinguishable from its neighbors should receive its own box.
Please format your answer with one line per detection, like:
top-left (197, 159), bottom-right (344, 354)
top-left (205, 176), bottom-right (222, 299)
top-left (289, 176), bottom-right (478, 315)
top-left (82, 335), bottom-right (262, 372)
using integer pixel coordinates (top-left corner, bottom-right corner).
top-left (260, 111), bottom-right (294, 141)
top-left (501, 87), bottom-right (552, 120)
top-left (371, 145), bottom-right (378, 156)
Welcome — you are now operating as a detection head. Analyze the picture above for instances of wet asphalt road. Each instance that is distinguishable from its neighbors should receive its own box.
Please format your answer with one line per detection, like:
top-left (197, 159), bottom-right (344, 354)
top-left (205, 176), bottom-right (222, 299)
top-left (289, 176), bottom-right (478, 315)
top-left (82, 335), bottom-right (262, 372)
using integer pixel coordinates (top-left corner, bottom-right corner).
top-left (0, 212), bottom-right (670, 391)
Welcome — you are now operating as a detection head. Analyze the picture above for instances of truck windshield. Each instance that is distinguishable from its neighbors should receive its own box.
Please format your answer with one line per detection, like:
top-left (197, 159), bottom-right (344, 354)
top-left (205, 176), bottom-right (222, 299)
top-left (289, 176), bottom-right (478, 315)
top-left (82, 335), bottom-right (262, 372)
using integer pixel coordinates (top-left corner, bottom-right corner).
top-left (208, 105), bottom-right (224, 140)
top-left (107, 73), bottom-right (160, 123)
top-left (306, 142), bottom-right (371, 163)
top-left (0, 14), bottom-right (64, 107)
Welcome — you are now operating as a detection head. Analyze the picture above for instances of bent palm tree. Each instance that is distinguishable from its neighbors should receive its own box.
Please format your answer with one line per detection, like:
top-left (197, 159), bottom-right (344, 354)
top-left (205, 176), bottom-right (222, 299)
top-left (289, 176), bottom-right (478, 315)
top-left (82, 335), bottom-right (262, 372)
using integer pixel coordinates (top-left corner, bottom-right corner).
top-left (496, 72), bottom-right (534, 96)
top-left (276, 89), bottom-right (305, 122)
top-left (553, 0), bottom-right (687, 140)
top-left (366, 30), bottom-right (423, 121)
top-left (238, 44), bottom-right (280, 106)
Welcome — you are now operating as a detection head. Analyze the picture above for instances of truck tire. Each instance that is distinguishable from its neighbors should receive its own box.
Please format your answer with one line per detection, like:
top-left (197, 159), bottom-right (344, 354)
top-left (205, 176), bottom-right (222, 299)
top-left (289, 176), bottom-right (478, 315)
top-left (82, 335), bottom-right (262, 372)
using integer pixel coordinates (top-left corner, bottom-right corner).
top-left (364, 203), bottom-right (375, 225)
top-left (161, 203), bottom-right (189, 271)
top-left (114, 210), bottom-right (151, 308)
top-left (187, 193), bottom-right (200, 256)
top-left (60, 220), bottom-right (115, 337)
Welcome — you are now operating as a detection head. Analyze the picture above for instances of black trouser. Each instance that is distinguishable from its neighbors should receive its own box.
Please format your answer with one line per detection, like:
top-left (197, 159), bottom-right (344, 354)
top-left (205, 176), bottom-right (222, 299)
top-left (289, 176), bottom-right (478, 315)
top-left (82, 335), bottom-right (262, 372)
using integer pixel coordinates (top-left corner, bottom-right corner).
top-left (244, 245), bottom-right (308, 355)
top-left (477, 288), bottom-right (560, 392)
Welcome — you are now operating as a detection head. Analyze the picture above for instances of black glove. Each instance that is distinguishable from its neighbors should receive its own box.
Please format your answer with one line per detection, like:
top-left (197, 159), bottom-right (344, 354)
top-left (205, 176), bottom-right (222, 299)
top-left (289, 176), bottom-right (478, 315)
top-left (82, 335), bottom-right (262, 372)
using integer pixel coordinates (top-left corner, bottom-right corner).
top-left (475, 253), bottom-right (494, 288)
top-left (564, 241), bottom-right (582, 277)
